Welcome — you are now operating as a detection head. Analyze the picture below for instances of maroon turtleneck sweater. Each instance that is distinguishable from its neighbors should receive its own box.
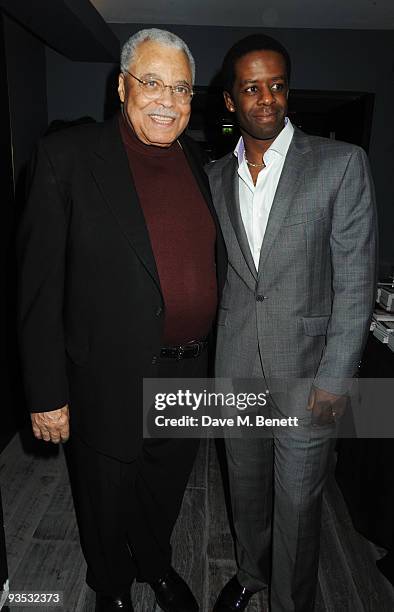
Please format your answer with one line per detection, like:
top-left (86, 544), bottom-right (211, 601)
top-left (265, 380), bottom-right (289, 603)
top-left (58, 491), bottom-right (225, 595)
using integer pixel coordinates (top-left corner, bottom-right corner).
top-left (118, 113), bottom-right (217, 345)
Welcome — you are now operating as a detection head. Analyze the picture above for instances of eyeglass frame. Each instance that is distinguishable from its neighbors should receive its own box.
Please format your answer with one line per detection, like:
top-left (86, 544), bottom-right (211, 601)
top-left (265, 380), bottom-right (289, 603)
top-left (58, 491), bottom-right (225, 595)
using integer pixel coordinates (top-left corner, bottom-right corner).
top-left (124, 70), bottom-right (194, 103)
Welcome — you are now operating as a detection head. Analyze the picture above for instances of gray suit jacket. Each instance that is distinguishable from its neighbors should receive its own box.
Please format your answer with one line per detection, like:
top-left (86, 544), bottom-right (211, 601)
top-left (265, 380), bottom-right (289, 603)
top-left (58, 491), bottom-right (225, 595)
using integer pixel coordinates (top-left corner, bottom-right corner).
top-left (206, 128), bottom-right (377, 411)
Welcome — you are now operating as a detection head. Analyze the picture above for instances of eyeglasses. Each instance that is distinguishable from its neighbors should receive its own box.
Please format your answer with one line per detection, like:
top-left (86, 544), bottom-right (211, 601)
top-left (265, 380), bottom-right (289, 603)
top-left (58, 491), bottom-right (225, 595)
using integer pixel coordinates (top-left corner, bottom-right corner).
top-left (125, 70), bottom-right (193, 104)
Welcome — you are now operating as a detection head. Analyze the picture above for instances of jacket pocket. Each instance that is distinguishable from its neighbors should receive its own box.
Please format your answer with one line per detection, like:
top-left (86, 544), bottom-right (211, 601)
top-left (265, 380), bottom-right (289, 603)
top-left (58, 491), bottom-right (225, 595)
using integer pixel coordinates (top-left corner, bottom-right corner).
top-left (283, 208), bottom-right (325, 226)
top-left (302, 315), bottom-right (330, 336)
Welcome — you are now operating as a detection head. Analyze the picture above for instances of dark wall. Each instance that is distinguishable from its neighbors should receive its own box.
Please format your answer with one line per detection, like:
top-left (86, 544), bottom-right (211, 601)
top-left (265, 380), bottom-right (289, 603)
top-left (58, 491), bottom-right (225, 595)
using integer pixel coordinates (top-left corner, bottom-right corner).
top-left (43, 23), bottom-right (394, 270)
top-left (3, 14), bottom-right (48, 188)
top-left (2, 14), bottom-right (50, 450)
top-left (46, 47), bottom-right (117, 124)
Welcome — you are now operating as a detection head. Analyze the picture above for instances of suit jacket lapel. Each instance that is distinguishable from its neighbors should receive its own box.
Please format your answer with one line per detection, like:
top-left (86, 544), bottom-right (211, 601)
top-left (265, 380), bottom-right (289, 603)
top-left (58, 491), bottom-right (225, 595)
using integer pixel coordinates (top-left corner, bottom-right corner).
top-left (221, 156), bottom-right (258, 281)
top-left (91, 115), bottom-right (161, 294)
top-left (180, 136), bottom-right (212, 211)
top-left (257, 128), bottom-right (311, 276)
top-left (180, 135), bottom-right (221, 238)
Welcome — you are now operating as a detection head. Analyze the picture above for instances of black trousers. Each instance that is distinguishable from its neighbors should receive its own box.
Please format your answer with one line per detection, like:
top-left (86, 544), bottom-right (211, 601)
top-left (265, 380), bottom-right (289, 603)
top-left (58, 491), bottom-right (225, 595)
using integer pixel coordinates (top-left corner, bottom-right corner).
top-left (65, 351), bottom-right (206, 595)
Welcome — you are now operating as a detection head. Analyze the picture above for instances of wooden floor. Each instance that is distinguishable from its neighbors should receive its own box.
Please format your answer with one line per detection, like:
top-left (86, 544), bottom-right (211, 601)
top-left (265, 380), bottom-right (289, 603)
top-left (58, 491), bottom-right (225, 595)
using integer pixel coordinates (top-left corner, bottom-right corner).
top-left (1, 432), bottom-right (394, 611)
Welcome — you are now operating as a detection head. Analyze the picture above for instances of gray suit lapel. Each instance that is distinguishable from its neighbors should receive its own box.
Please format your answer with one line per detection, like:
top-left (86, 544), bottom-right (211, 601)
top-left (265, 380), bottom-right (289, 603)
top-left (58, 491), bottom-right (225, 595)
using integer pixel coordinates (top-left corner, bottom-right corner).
top-left (221, 157), bottom-right (258, 281)
top-left (257, 129), bottom-right (311, 276)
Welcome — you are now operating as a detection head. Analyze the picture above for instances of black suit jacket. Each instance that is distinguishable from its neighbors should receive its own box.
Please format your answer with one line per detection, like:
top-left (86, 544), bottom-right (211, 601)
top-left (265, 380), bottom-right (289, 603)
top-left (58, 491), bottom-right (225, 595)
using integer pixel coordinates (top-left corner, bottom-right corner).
top-left (17, 115), bottom-right (227, 461)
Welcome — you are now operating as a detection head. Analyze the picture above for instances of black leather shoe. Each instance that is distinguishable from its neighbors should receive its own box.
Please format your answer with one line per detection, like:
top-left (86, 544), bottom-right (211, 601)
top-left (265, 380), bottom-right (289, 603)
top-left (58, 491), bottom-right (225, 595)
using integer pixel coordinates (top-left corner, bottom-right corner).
top-left (95, 591), bottom-right (134, 611)
top-left (213, 576), bottom-right (254, 611)
top-left (149, 567), bottom-right (199, 612)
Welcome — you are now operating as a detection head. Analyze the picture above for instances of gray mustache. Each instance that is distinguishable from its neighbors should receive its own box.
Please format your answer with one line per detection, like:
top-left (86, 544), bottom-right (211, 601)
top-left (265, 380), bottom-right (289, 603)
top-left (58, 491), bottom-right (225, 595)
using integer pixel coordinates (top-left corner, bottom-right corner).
top-left (147, 108), bottom-right (179, 119)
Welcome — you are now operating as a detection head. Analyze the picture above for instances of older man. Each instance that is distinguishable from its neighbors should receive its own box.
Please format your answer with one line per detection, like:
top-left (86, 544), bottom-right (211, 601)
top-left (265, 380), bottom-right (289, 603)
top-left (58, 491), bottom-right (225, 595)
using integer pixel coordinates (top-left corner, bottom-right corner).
top-left (17, 29), bottom-right (226, 612)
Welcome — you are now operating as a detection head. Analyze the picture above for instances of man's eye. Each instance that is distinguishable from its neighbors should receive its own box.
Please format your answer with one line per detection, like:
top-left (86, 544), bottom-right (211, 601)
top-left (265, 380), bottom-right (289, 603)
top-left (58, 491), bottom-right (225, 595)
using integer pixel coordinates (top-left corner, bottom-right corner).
top-left (174, 85), bottom-right (190, 95)
top-left (145, 80), bottom-right (160, 89)
top-left (272, 83), bottom-right (285, 91)
top-left (244, 86), bottom-right (259, 95)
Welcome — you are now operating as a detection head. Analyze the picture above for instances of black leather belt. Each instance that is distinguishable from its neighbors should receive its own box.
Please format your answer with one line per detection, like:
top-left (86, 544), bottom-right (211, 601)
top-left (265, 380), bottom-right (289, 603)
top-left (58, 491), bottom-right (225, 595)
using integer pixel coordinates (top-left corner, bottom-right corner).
top-left (160, 340), bottom-right (208, 360)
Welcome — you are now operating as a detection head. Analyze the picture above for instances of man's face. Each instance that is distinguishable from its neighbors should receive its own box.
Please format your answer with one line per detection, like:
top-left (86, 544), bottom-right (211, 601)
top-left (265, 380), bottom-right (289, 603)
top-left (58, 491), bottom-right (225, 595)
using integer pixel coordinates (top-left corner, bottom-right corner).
top-left (118, 40), bottom-right (193, 147)
top-left (224, 50), bottom-right (288, 143)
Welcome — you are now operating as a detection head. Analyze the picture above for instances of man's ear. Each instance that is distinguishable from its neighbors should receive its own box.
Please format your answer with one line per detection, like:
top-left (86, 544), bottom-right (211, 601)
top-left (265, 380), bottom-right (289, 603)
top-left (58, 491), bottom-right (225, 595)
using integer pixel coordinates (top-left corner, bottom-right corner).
top-left (118, 73), bottom-right (126, 103)
top-left (223, 91), bottom-right (236, 113)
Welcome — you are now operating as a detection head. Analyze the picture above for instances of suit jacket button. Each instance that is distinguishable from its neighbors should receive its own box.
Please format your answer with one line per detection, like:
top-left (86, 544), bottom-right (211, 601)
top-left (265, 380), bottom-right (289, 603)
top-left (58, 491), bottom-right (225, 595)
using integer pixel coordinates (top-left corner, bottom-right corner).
top-left (152, 355), bottom-right (158, 364)
top-left (256, 294), bottom-right (266, 302)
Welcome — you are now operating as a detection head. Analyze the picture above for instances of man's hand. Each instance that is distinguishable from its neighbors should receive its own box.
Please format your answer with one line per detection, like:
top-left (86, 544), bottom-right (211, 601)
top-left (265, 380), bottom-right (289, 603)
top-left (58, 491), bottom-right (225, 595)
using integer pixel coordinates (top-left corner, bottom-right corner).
top-left (306, 386), bottom-right (346, 426)
top-left (31, 404), bottom-right (70, 444)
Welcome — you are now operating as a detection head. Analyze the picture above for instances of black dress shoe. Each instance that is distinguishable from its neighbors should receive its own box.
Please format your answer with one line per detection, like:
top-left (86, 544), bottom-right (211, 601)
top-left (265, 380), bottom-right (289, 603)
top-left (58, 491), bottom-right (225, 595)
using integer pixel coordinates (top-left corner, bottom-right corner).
top-left (95, 591), bottom-right (134, 611)
top-left (149, 566), bottom-right (199, 612)
top-left (213, 576), bottom-right (254, 611)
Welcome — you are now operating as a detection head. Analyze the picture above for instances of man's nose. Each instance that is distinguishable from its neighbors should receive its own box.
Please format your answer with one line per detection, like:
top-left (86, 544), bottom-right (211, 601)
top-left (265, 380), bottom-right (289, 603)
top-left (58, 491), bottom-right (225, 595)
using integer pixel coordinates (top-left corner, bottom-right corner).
top-left (257, 85), bottom-right (275, 105)
top-left (158, 85), bottom-right (175, 106)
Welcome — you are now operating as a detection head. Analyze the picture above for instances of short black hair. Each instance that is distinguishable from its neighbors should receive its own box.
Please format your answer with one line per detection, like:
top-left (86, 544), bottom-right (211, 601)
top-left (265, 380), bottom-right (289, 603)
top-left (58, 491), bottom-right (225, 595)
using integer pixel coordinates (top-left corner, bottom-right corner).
top-left (222, 34), bottom-right (291, 93)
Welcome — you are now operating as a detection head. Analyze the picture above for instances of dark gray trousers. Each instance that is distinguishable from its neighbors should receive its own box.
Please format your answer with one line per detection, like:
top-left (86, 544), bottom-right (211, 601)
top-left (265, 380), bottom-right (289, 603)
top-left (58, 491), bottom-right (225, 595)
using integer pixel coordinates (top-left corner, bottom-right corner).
top-left (224, 357), bottom-right (335, 611)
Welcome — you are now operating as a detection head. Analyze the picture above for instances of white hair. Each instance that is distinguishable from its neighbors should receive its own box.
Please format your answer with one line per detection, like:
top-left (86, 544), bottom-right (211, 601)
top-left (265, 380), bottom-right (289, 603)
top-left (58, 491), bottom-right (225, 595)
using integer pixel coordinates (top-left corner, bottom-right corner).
top-left (120, 28), bottom-right (195, 84)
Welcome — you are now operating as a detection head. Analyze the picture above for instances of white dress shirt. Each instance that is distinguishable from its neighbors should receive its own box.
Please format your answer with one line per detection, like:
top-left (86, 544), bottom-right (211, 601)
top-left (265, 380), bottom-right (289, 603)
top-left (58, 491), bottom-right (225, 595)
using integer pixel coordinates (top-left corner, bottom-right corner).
top-left (234, 118), bottom-right (294, 270)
